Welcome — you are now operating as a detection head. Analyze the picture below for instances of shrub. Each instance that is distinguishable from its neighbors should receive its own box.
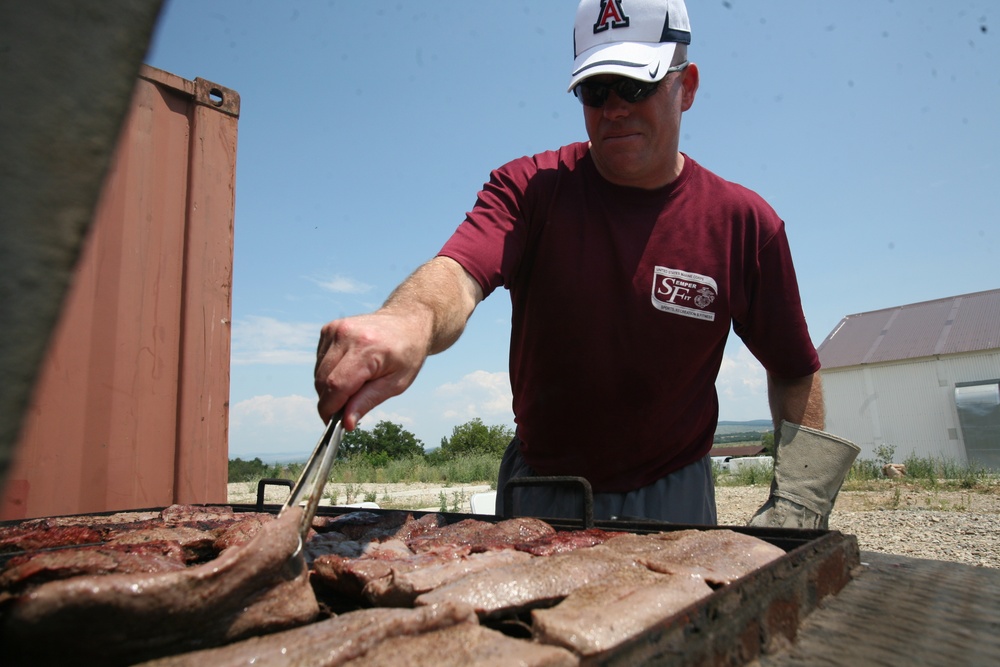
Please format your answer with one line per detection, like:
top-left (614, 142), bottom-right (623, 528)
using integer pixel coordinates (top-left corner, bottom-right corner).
top-left (848, 458), bottom-right (882, 482)
top-left (873, 443), bottom-right (897, 468)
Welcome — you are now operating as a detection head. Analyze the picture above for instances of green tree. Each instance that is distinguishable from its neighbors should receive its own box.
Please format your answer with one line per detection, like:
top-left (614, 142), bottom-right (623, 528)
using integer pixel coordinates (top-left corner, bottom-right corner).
top-left (339, 420), bottom-right (424, 461)
top-left (339, 427), bottom-right (376, 460)
top-left (228, 457), bottom-right (273, 482)
top-left (761, 431), bottom-right (775, 457)
top-left (438, 418), bottom-right (514, 459)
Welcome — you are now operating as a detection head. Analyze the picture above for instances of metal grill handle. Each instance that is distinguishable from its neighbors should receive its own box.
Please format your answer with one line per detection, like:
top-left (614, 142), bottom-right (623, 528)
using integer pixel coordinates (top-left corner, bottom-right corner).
top-left (255, 478), bottom-right (293, 512)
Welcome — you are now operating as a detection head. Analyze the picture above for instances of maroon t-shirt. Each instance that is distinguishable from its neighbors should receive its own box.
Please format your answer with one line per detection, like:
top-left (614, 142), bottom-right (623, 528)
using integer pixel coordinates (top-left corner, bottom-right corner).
top-left (439, 143), bottom-right (819, 492)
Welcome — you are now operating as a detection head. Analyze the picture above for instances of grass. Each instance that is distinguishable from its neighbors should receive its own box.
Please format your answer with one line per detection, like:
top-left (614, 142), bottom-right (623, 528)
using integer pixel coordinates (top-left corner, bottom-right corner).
top-left (843, 453), bottom-right (997, 493)
top-left (247, 454), bottom-right (500, 487)
top-left (241, 452), bottom-right (998, 510)
top-left (712, 453), bottom-right (998, 504)
top-left (713, 460), bottom-right (775, 487)
top-left (325, 454), bottom-right (500, 486)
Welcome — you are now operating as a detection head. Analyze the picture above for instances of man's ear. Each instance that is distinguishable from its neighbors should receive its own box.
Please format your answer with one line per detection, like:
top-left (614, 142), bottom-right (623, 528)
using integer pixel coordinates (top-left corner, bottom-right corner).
top-left (680, 62), bottom-right (699, 111)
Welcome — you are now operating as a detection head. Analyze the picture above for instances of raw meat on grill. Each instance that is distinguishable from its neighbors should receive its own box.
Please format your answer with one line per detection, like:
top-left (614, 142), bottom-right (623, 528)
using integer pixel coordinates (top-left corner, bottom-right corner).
top-left (0, 506), bottom-right (319, 666)
top-left (0, 507), bottom-right (280, 599)
top-left (307, 516), bottom-right (563, 605)
top-left (0, 522), bottom-right (105, 553)
top-left (134, 601), bottom-right (479, 667)
top-left (414, 546), bottom-right (642, 619)
top-left (515, 527), bottom-right (629, 556)
top-left (364, 549), bottom-right (534, 607)
top-left (340, 621), bottom-right (579, 667)
top-left (413, 529), bottom-right (788, 621)
top-left (314, 510), bottom-right (407, 540)
top-left (309, 518), bottom-right (602, 609)
top-left (0, 505), bottom-right (274, 560)
top-left (305, 531), bottom-right (370, 560)
top-left (312, 552), bottom-right (408, 600)
top-left (604, 529), bottom-right (786, 585)
top-left (531, 567), bottom-right (713, 656)
top-left (311, 544), bottom-right (471, 599)
top-left (160, 503), bottom-right (236, 525)
top-left (0, 540), bottom-right (188, 594)
top-left (406, 516), bottom-right (555, 553)
top-left (312, 510), bottom-right (445, 542)
top-left (212, 512), bottom-right (273, 551)
top-left (304, 512), bottom-right (448, 561)
top-left (0, 501), bottom-right (800, 665)
top-left (0, 510), bottom-right (158, 532)
top-left (305, 533), bottom-right (416, 562)
top-left (105, 521), bottom-right (221, 560)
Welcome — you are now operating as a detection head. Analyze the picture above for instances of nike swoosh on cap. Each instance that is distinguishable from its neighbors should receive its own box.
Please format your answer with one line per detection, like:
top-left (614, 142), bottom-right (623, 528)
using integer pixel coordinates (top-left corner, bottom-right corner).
top-left (571, 60), bottom-right (647, 78)
top-left (648, 63), bottom-right (659, 79)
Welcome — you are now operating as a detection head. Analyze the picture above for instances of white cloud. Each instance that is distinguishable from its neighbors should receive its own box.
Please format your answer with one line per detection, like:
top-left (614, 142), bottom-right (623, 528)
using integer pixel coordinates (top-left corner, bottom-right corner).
top-left (231, 315), bottom-right (318, 365)
top-left (310, 274), bottom-right (373, 295)
top-left (435, 370), bottom-right (513, 420)
top-left (716, 343), bottom-right (769, 420)
top-left (229, 394), bottom-right (321, 460)
top-left (356, 409), bottom-right (415, 429)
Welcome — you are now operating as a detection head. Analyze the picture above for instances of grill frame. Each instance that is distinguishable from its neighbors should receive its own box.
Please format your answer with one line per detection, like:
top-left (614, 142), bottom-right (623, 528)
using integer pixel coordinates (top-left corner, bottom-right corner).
top-left (1, 488), bottom-right (860, 667)
top-left (236, 494), bottom-right (861, 666)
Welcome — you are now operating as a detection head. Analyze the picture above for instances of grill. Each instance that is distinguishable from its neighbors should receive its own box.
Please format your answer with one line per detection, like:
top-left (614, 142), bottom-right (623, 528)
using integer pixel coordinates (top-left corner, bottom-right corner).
top-left (1, 478), bottom-right (860, 666)
top-left (239, 477), bottom-right (861, 666)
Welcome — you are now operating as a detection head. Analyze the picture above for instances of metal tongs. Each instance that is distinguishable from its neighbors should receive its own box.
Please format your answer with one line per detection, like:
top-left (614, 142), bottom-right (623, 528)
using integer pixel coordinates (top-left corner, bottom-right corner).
top-left (280, 412), bottom-right (346, 552)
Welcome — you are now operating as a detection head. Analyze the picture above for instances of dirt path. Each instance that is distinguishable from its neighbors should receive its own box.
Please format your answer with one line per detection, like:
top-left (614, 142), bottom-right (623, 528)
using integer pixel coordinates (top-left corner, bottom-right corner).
top-left (228, 481), bottom-right (493, 512)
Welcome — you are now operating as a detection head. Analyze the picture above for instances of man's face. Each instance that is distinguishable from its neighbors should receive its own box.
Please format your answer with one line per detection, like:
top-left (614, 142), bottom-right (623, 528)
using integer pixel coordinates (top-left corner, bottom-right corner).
top-left (582, 63), bottom-right (699, 190)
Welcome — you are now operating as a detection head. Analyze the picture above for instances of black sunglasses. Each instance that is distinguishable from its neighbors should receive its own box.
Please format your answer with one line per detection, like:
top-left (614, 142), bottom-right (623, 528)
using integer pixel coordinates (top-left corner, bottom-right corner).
top-left (573, 61), bottom-right (689, 108)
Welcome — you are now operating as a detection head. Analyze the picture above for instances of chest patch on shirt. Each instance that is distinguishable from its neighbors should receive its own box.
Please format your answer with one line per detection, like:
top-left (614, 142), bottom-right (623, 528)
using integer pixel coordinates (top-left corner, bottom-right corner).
top-left (650, 266), bottom-right (718, 321)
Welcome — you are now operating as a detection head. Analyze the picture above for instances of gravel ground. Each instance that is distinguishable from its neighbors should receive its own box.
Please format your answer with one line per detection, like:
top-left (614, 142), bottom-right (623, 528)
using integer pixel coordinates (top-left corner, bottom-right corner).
top-left (229, 480), bottom-right (1000, 569)
top-left (715, 483), bottom-right (1000, 569)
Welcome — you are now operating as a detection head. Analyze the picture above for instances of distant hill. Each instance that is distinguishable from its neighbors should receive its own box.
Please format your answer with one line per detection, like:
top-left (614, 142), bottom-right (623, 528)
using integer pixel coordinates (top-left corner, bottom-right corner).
top-left (713, 420), bottom-right (772, 446)
top-left (715, 420), bottom-right (771, 436)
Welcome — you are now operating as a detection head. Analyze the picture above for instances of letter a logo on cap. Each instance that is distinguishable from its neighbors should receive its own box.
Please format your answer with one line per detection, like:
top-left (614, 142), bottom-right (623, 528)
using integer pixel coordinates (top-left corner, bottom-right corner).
top-left (593, 0), bottom-right (630, 34)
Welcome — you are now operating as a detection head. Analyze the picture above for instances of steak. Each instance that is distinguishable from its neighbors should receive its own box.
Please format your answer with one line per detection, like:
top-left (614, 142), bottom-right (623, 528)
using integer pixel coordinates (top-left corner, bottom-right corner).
top-left (0, 505), bottom-right (262, 560)
top-left (159, 504), bottom-right (235, 526)
top-left (0, 523), bottom-right (105, 553)
top-left (406, 517), bottom-right (555, 553)
top-left (415, 529), bottom-right (786, 620)
top-left (0, 541), bottom-right (187, 593)
top-left (414, 546), bottom-right (640, 619)
top-left (364, 549), bottom-right (534, 607)
top-left (603, 529), bottom-right (786, 585)
top-left (0, 506), bottom-right (319, 666)
top-left (340, 622), bottom-right (579, 667)
top-left (313, 511), bottom-right (445, 542)
top-left (213, 513), bottom-right (273, 551)
top-left (305, 533), bottom-right (416, 562)
top-left (531, 568), bottom-right (713, 656)
top-left (516, 527), bottom-right (628, 556)
top-left (105, 522), bottom-right (220, 561)
top-left (134, 601), bottom-right (479, 667)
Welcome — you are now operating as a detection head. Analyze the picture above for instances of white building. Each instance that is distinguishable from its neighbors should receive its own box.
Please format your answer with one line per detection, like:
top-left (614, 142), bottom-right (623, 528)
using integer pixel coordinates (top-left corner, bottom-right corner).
top-left (817, 289), bottom-right (1000, 467)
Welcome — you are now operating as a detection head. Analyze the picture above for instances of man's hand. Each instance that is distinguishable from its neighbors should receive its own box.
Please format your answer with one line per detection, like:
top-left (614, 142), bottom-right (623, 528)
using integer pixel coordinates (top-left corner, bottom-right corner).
top-left (313, 257), bottom-right (483, 430)
top-left (748, 421), bottom-right (860, 530)
top-left (314, 309), bottom-right (432, 430)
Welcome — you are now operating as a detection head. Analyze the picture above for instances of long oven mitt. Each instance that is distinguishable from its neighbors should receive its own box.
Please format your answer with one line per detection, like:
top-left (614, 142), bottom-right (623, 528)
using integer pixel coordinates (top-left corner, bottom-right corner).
top-left (749, 421), bottom-right (860, 530)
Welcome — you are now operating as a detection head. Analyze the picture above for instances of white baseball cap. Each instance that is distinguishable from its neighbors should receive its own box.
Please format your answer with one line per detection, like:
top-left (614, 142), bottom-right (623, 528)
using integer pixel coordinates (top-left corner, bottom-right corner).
top-left (568, 0), bottom-right (692, 92)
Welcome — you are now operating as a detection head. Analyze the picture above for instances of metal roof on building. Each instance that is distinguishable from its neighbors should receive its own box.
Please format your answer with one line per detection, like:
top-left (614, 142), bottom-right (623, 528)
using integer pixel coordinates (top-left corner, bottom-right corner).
top-left (709, 445), bottom-right (766, 458)
top-left (817, 288), bottom-right (1000, 370)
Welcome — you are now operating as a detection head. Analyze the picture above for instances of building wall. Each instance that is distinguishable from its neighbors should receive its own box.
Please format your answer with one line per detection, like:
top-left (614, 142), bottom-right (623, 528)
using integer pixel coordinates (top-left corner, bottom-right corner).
top-left (821, 350), bottom-right (1000, 464)
top-left (2, 67), bottom-right (239, 520)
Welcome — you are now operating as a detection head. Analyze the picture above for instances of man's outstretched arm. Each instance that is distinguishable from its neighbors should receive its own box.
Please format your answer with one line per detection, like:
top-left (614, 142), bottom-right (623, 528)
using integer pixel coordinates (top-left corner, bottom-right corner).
top-left (314, 256), bottom-right (483, 429)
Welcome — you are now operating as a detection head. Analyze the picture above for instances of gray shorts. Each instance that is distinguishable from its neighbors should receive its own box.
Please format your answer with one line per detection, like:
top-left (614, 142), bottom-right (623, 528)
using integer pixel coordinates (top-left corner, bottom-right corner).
top-left (495, 437), bottom-right (717, 525)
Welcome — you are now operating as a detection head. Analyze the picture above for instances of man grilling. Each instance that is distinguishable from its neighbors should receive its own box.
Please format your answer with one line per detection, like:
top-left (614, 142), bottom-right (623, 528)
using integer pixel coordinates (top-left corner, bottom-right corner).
top-left (314, 0), bottom-right (859, 527)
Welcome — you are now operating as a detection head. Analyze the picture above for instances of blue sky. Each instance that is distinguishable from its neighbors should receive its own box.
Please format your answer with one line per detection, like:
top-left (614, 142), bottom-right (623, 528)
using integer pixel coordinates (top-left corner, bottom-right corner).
top-left (146, 1), bottom-right (998, 462)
